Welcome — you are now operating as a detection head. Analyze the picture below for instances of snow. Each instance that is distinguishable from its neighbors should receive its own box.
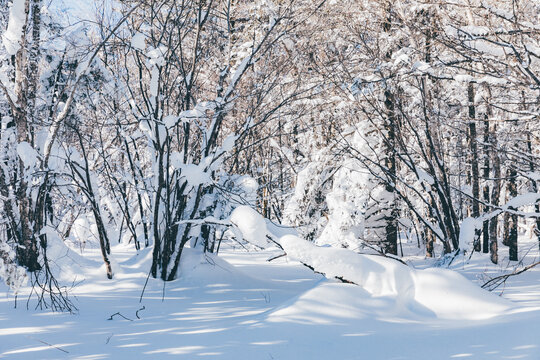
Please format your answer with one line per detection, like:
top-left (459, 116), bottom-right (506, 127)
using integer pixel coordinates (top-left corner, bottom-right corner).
top-left (455, 74), bottom-right (475, 83)
top-left (2, 0), bottom-right (26, 55)
top-left (150, 67), bottom-right (159, 98)
top-left (131, 33), bottom-right (146, 51)
top-left (411, 61), bottom-right (431, 73)
top-left (16, 141), bottom-right (39, 169)
top-left (48, 0), bottom-right (97, 23)
top-left (281, 234), bottom-right (416, 298)
top-left (503, 192), bottom-right (540, 210)
top-left (75, 58), bottom-right (90, 77)
top-left (459, 217), bottom-right (482, 250)
top-left (526, 172), bottom-right (540, 181)
top-left (220, 135), bottom-right (236, 153)
top-left (163, 115), bottom-right (179, 128)
top-left (0, 257), bottom-right (26, 294)
top-left (180, 163), bottom-right (212, 187)
top-left (280, 234), bottom-right (514, 320)
top-left (417, 168), bottom-right (434, 185)
top-left (0, 230), bottom-right (540, 359)
top-left (145, 46), bottom-right (167, 100)
top-left (146, 46), bottom-right (167, 67)
top-left (229, 206), bottom-right (269, 247)
top-left (225, 55), bottom-right (251, 97)
top-left (2, 1), bottom-right (539, 358)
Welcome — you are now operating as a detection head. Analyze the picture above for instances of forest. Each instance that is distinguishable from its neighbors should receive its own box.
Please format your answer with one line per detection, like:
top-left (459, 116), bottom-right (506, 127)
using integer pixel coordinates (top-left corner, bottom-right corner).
top-left (0, 0), bottom-right (539, 359)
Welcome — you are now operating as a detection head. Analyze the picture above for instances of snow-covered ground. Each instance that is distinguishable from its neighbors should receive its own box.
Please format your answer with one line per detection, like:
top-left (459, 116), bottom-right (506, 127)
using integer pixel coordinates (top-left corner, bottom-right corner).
top-left (0, 229), bottom-right (539, 360)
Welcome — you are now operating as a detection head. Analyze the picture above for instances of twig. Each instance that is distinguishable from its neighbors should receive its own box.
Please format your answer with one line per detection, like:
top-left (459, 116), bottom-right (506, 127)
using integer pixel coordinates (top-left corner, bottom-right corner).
top-left (446, 248), bottom-right (462, 267)
top-left (139, 270), bottom-right (151, 303)
top-left (266, 234), bottom-right (284, 250)
top-left (359, 242), bottom-right (408, 266)
top-left (300, 262), bottom-right (358, 285)
top-left (25, 336), bottom-right (69, 353)
top-left (162, 279), bottom-right (166, 302)
top-left (136, 306), bottom-right (146, 319)
top-left (108, 312), bottom-right (134, 321)
top-left (482, 261), bottom-right (540, 291)
top-left (267, 252), bottom-right (287, 262)
top-left (35, 339), bottom-right (70, 353)
top-left (0, 80), bottom-right (21, 115)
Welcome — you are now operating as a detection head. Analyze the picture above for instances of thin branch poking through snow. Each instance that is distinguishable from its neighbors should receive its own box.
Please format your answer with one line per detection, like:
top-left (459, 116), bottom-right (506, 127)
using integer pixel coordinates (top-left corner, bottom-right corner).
top-left (24, 336), bottom-right (70, 353)
top-left (482, 261), bottom-right (540, 291)
top-left (299, 261), bottom-right (358, 285)
top-left (108, 312), bottom-right (134, 321)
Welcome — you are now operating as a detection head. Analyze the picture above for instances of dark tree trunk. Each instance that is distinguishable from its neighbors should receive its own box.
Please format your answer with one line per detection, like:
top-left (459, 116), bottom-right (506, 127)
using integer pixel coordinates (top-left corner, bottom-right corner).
top-left (489, 121), bottom-right (500, 264)
top-left (381, 7), bottom-right (398, 256)
top-left (482, 115), bottom-right (490, 253)
top-left (503, 211), bottom-right (510, 247)
top-left (93, 207), bottom-right (113, 279)
top-left (383, 90), bottom-right (399, 256)
top-left (506, 167), bottom-right (518, 261)
top-left (467, 82), bottom-right (481, 252)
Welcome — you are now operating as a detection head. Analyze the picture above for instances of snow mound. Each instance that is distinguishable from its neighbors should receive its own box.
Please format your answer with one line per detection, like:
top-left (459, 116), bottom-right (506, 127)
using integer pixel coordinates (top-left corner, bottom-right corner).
top-left (178, 247), bottom-right (258, 286)
top-left (230, 206), bottom-right (268, 247)
top-left (41, 226), bottom-right (103, 281)
top-left (412, 267), bottom-right (512, 320)
top-left (280, 235), bottom-right (514, 320)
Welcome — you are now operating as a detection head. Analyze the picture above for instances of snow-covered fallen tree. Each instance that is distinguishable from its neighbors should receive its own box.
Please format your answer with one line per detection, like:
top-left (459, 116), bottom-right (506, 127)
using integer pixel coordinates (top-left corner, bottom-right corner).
top-left (280, 235), bottom-right (514, 320)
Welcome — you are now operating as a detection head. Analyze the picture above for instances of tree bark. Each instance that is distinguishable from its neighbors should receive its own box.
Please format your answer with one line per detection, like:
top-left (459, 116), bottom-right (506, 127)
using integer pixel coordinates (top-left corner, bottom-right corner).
top-left (11, 0), bottom-right (41, 272)
top-left (467, 82), bottom-right (481, 252)
top-left (506, 167), bottom-right (518, 261)
top-left (482, 115), bottom-right (490, 253)
top-left (489, 121), bottom-right (500, 264)
top-left (381, 6), bottom-right (398, 256)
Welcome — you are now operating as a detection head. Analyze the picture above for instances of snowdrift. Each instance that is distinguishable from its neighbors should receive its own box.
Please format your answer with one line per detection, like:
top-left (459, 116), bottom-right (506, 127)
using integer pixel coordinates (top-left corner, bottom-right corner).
top-left (279, 235), bottom-right (514, 321)
top-left (230, 205), bottom-right (269, 248)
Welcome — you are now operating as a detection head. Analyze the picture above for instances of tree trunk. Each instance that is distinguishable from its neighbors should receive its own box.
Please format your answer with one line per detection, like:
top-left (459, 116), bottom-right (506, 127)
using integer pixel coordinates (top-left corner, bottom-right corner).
top-left (383, 90), bottom-right (399, 256)
top-left (467, 82), bottom-right (481, 252)
top-left (482, 115), bottom-right (490, 253)
top-left (92, 206), bottom-right (113, 279)
top-left (26, 0), bottom-right (41, 145)
top-left (489, 121), bottom-right (500, 264)
top-left (11, 0), bottom-right (41, 272)
top-left (381, 7), bottom-right (398, 256)
top-left (506, 167), bottom-right (518, 261)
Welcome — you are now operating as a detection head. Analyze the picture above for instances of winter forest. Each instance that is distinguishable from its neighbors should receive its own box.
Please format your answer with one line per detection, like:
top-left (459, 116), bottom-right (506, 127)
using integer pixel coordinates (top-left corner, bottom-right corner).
top-left (0, 0), bottom-right (539, 358)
